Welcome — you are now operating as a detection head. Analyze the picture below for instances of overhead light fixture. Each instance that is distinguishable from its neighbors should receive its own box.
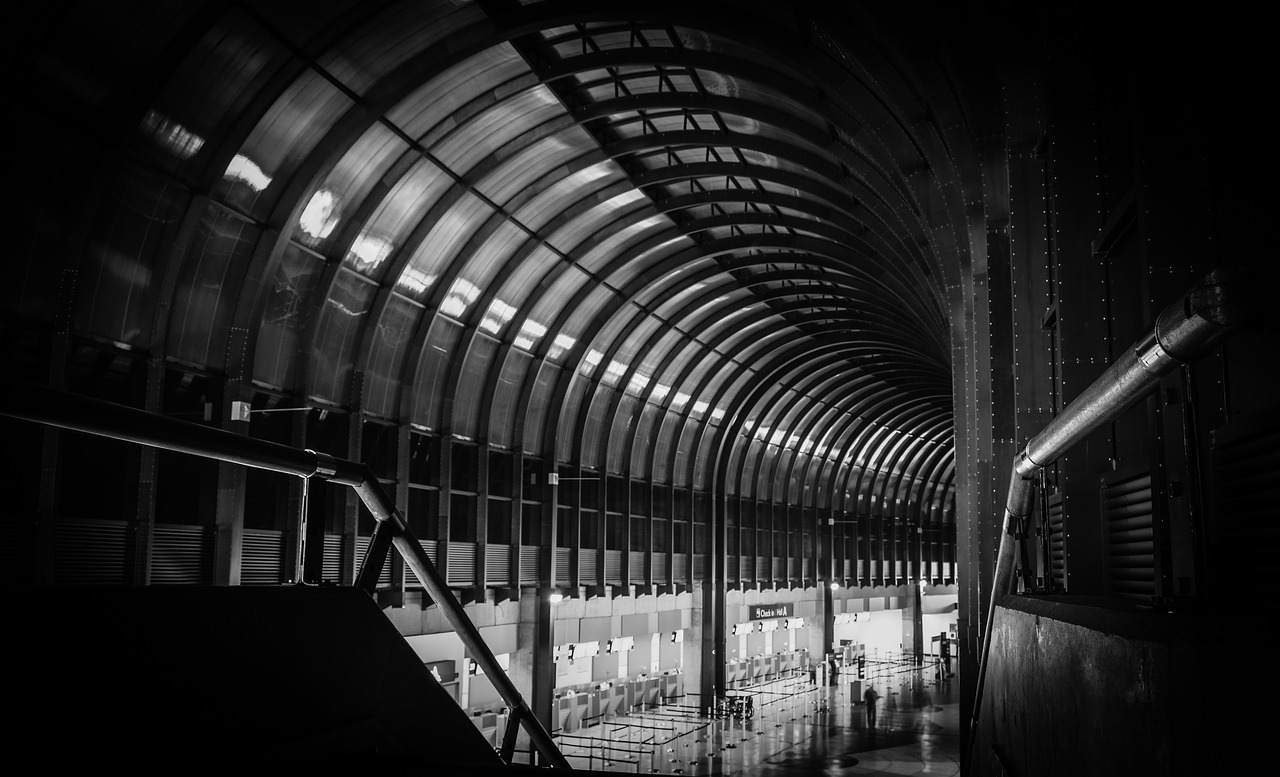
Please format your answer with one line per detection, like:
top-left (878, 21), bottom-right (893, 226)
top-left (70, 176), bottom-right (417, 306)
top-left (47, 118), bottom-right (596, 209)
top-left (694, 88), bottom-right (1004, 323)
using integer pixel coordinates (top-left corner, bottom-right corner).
top-left (830, 582), bottom-right (841, 591)
top-left (549, 589), bottom-right (564, 604)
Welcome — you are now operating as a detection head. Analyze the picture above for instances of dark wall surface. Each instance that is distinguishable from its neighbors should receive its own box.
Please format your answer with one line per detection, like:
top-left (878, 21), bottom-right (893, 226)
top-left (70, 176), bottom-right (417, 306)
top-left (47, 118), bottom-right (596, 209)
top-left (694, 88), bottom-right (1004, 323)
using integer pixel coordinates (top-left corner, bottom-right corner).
top-left (976, 595), bottom-right (1264, 776)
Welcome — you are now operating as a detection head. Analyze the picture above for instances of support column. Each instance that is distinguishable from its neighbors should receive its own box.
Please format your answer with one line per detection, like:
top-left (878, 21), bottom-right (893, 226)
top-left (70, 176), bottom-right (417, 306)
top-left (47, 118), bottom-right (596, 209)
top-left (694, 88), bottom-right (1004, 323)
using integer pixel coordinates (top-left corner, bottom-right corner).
top-left (530, 460), bottom-right (559, 764)
top-left (690, 579), bottom-right (709, 710)
top-left (213, 380), bottom-right (247, 586)
top-left (904, 582), bottom-right (924, 666)
top-left (131, 357), bottom-right (165, 585)
top-left (821, 582), bottom-right (835, 659)
top-left (513, 586), bottom-right (551, 766)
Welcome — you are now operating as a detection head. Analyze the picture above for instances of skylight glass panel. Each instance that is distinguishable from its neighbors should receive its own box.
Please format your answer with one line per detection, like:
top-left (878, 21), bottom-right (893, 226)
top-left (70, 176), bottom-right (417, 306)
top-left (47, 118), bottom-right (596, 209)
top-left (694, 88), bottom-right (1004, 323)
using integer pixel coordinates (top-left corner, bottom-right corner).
top-left (480, 297), bottom-right (519, 335)
top-left (514, 318), bottom-right (548, 352)
top-left (548, 332), bottom-right (579, 362)
top-left (440, 278), bottom-right (482, 319)
top-left (387, 45), bottom-right (527, 141)
top-left (430, 85), bottom-right (565, 175)
top-left (512, 161), bottom-right (623, 230)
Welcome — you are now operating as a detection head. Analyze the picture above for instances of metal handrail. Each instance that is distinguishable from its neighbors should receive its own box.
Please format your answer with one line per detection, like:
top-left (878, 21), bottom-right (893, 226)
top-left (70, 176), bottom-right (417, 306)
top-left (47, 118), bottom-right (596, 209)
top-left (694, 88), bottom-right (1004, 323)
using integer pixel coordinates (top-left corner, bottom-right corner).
top-left (964, 267), bottom-right (1242, 771)
top-left (0, 377), bottom-right (570, 770)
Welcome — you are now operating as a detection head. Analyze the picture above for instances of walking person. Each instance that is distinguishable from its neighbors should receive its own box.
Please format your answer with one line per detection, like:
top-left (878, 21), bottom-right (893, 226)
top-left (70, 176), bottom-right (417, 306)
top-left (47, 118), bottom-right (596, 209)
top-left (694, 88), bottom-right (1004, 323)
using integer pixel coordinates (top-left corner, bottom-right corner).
top-left (863, 685), bottom-right (880, 728)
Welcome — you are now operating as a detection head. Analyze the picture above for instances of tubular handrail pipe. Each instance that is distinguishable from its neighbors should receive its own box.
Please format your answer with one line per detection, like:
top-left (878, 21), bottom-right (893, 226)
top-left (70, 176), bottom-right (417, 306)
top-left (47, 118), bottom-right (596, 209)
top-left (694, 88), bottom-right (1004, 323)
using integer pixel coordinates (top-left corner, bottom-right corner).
top-left (964, 267), bottom-right (1243, 772)
top-left (0, 378), bottom-right (571, 770)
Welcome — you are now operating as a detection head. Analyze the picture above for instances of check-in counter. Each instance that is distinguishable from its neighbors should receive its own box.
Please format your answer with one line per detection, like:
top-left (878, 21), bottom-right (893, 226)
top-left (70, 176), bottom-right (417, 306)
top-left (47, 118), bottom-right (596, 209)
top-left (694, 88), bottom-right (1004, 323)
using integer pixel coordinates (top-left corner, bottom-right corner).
top-left (586, 689), bottom-right (603, 725)
top-left (663, 672), bottom-right (682, 700)
top-left (646, 677), bottom-right (662, 707)
top-left (557, 696), bottom-right (573, 733)
top-left (570, 696), bottom-right (588, 732)
top-left (605, 684), bottom-right (626, 716)
top-left (725, 660), bottom-right (745, 687)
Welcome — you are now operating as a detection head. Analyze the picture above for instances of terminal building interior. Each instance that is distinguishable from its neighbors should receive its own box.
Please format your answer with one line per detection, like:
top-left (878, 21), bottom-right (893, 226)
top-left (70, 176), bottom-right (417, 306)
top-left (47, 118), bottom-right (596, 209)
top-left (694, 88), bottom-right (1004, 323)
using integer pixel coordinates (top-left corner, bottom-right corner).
top-left (2, 2), bottom-right (1272, 774)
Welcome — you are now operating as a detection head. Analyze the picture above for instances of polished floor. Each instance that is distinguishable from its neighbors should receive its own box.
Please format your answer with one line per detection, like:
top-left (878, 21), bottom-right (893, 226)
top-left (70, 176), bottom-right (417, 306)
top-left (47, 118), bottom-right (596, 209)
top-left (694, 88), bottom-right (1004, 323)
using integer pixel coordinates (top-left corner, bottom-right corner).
top-left (556, 668), bottom-right (960, 775)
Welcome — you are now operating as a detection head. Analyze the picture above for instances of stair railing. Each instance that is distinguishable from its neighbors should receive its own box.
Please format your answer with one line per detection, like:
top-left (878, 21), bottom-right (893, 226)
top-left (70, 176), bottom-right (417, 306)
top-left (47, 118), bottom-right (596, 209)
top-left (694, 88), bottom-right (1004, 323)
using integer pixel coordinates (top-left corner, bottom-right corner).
top-left (0, 377), bottom-right (571, 770)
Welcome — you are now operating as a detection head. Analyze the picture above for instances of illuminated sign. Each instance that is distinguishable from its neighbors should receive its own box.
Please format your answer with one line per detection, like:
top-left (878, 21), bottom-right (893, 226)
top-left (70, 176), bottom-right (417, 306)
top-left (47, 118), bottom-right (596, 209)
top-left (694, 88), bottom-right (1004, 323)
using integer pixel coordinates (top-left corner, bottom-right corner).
top-left (834, 612), bottom-right (869, 625)
top-left (606, 636), bottom-right (635, 653)
top-left (749, 603), bottom-right (794, 620)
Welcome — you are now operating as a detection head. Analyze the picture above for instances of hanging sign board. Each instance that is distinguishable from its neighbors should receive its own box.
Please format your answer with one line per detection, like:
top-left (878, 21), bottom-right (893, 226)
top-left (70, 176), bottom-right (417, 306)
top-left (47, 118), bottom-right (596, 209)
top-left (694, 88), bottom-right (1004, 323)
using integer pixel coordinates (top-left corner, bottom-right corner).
top-left (750, 603), bottom-right (794, 620)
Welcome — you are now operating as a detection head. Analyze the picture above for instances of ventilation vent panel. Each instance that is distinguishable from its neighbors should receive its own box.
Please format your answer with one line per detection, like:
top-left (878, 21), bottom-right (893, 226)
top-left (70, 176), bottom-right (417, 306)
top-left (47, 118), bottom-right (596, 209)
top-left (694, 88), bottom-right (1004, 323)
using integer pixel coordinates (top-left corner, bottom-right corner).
top-left (1047, 491), bottom-right (1065, 591)
top-left (1101, 472), bottom-right (1154, 601)
top-left (151, 523), bottom-right (213, 585)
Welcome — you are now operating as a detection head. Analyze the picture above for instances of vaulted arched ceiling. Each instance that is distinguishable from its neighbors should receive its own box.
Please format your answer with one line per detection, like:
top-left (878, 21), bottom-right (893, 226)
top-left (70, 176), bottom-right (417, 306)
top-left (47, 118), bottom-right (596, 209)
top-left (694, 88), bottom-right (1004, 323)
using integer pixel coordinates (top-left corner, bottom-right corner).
top-left (11, 0), bottom-right (1001, 535)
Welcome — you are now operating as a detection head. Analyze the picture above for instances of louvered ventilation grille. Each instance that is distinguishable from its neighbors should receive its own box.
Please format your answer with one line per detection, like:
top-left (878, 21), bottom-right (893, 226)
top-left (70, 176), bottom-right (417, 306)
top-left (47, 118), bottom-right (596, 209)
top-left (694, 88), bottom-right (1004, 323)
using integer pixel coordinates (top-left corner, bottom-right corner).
top-left (322, 534), bottom-right (343, 584)
top-left (54, 520), bottom-right (131, 585)
top-left (652, 553), bottom-right (667, 581)
top-left (579, 548), bottom-right (598, 585)
top-left (629, 550), bottom-right (646, 582)
top-left (605, 550), bottom-right (622, 584)
top-left (692, 554), bottom-right (704, 581)
top-left (151, 524), bottom-right (213, 585)
top-left (486, 543), bottom-right (511, 585)
top-left (673, 554), bottom-right (687, 583)
top-left (447, 541), bottom-right (475, 587)
top-left (520, 545), bottom-right (541, 584)
top-left (1211, 409), bottom-right (1280, 598)
top-left (241, 529), bottom-right (284, 585)
top-left (1047, 492), bottom-right (1065, 591)
top-left (554, 547), bottom-right (570, 585)
top-left (1102, 472), bottom-right (1155, 600)
top-left (739, 556), bottom-right (752, 581)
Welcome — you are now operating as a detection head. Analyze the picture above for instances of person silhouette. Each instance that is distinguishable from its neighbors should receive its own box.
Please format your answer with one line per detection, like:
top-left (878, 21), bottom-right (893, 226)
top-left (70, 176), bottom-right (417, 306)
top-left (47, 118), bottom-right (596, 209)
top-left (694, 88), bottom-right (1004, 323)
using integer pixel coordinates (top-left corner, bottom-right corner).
top-left (863, 685), bottom-right (880, 728)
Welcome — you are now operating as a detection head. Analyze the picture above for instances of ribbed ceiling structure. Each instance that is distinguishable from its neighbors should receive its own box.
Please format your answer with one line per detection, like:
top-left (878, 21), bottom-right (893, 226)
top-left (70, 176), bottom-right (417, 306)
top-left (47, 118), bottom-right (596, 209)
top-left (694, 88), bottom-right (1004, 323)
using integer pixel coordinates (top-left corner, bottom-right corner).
top-left (12, 0), bottom-right (980, 556)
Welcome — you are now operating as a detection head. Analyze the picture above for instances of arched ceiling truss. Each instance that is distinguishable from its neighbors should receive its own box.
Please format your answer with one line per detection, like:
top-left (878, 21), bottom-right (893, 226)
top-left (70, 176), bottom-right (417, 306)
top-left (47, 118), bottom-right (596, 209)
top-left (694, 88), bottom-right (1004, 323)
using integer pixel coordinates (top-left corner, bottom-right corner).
top-left (15, 0), bottom-right (997, 565)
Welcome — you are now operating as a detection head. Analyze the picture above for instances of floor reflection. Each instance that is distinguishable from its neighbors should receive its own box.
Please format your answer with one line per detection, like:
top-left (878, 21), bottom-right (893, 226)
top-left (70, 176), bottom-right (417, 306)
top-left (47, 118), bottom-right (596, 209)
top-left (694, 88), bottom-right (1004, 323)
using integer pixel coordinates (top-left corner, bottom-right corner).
top-left (555, 669), bottom-right (960, 776)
